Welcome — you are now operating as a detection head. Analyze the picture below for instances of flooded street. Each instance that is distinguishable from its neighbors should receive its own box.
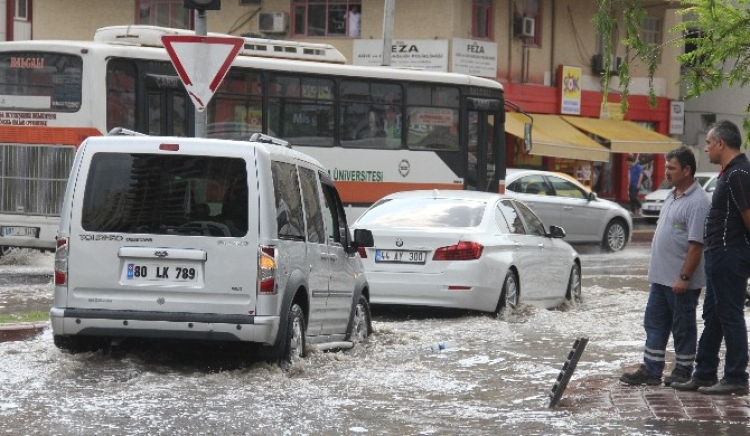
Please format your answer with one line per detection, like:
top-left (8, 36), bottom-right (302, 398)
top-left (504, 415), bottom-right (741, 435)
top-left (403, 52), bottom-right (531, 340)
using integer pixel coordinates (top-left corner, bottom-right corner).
top-left (1, 245), bottom-right (749, 435)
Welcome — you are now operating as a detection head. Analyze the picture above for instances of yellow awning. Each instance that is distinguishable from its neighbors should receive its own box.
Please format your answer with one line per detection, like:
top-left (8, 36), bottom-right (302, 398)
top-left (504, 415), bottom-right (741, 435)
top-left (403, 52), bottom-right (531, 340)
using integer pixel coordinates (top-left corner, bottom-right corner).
top-left (505, 113), bottom-right (610, 162)
top-left (561, 116), bottom-right (681, 153)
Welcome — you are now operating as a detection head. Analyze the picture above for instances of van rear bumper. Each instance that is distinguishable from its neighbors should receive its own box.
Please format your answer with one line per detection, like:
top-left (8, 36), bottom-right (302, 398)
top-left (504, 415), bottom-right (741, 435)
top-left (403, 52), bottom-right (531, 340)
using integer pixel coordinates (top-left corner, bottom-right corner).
top-left (50, 307), bottom-right (279, 344)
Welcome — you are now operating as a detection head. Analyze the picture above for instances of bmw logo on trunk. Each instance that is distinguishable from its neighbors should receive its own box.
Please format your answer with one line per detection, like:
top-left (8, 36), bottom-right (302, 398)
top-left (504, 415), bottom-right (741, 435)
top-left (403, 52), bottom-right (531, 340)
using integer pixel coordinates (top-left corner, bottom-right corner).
top-left (396, 238), bottom-right (404, 247)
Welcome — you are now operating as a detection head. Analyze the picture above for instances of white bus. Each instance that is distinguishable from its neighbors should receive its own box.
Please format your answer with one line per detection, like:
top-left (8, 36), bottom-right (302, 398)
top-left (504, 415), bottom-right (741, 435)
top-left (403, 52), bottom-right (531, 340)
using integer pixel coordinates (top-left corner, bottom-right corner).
top-left (0, 25), bottom-right (506, 254)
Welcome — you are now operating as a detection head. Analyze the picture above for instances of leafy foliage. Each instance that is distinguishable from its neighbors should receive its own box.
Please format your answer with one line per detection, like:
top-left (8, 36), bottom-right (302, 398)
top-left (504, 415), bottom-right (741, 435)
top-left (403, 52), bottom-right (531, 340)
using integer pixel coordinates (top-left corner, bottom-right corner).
top-left (595, 0), bottom-right (750, 140)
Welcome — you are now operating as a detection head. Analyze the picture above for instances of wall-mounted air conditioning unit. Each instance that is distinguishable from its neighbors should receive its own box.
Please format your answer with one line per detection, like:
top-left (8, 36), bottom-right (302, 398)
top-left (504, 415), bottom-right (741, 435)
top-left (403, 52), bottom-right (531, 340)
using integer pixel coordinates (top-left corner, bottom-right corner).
top-left (521, 17), bottom-right (535, 37)
top-left (259, 12), bottom-right (288, 33)
top-left (513, 16), bottom-right (536, 38)
top-left (591, 54), bottom-right (622, 76)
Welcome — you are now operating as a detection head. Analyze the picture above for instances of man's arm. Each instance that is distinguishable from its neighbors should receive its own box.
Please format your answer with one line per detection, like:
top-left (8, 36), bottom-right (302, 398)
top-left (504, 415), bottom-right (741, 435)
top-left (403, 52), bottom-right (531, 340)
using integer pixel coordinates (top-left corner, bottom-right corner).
top-left (742, 209), bottom-right (750, 233)
top-left (673, 241), bottom-right (704, 294)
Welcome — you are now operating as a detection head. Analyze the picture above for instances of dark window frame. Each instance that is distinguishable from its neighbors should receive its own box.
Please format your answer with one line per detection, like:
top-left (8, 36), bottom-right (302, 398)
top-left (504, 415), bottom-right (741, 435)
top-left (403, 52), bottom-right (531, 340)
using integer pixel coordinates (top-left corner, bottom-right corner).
top-left (292, 0), bottom-right (362, 38)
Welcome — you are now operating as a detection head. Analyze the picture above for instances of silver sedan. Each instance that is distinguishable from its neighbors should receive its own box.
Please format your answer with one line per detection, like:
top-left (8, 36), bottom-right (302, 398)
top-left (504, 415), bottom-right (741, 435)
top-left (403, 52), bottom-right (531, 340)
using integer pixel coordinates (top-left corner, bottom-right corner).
top-left (351, 190), bottom-right (581, 315)
top-left (505, 168), bottom-right (633, 251)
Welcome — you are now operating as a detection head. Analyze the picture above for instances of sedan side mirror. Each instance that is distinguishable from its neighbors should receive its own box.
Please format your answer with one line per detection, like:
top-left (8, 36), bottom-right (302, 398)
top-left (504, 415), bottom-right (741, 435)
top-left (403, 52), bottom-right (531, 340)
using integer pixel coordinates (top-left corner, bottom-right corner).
top-left (588, 192), bottom-right (597, 202)
top-left (548, 225), bottom-right (566, 239)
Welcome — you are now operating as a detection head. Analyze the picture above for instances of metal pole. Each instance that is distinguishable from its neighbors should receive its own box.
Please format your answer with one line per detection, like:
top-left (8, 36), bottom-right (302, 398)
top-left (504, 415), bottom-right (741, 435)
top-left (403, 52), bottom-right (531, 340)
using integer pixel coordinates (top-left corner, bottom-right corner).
top-left (194, 9), bottom-right (207, 138)
top-left (381, 0), bottom-right (395, 66)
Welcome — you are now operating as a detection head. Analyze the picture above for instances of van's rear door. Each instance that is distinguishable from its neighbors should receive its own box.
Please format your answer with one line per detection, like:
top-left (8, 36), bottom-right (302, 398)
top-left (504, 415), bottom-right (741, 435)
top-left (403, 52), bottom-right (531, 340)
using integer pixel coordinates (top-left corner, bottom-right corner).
top-left (64, 138), bottom-right (259, 318)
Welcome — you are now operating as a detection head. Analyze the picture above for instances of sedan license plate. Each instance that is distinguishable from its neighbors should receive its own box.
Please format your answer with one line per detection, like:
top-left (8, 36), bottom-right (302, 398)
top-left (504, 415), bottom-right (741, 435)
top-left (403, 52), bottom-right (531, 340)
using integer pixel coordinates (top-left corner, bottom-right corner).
top-left (375, 250), bottom-right (426, 264)
top-left (1, 226), bottom-right (39, 238)
top-left (125, 263), bottom-right (199, 282)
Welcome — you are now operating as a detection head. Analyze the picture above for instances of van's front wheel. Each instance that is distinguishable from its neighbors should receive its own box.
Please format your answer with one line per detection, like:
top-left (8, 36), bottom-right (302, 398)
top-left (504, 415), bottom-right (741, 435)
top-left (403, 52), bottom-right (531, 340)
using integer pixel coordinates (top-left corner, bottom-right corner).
top-left (346, 294), bottom-right (372, 345)
top-left (279, 303), bottom-right (306, 370)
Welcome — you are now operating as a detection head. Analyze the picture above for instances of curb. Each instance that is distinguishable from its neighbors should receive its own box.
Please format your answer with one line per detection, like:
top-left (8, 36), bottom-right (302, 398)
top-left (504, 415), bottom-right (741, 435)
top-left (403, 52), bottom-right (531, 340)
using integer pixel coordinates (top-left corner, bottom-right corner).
top-left (631, 230), bottom-right (654, 243)
top-left (0, 322), bottom-right (48, 343)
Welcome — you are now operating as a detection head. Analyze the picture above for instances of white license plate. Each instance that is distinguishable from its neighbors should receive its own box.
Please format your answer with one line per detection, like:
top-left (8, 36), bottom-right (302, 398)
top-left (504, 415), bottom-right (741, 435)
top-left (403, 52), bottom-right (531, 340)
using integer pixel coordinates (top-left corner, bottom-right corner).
top-left (125, 263), bottom-right (199, 282)
top-left (375, 250), bottom-right (426, 264)
top-left (1, 226), bottom-right (39, 237)
top-left (643, 204), bottom-right (659, 211)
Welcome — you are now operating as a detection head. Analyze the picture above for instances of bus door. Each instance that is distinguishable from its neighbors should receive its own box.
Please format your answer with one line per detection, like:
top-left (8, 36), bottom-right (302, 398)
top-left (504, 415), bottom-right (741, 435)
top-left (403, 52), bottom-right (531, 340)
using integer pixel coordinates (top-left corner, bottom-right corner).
top-left (143, 74), bottom-right (192, 136)
top-left (466, 97), bottom-right (503, 192)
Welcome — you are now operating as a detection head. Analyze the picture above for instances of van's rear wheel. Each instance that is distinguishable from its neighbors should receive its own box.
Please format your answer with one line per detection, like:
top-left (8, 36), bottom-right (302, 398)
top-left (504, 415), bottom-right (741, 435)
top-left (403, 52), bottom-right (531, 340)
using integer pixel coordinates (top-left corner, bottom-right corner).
top-left (279, 303), bottom-right (306, 370)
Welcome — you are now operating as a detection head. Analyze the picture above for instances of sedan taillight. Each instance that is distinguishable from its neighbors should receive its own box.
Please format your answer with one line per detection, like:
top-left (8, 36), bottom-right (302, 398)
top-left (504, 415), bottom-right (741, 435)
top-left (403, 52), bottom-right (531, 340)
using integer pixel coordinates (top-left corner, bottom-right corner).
top-left (432, 241), bottom-right (483, 261)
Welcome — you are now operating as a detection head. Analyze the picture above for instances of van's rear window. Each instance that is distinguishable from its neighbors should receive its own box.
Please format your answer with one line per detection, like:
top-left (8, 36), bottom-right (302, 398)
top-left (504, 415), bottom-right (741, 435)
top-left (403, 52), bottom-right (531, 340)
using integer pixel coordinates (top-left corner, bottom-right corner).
top-left (81, 153), bottom-right (248, 237)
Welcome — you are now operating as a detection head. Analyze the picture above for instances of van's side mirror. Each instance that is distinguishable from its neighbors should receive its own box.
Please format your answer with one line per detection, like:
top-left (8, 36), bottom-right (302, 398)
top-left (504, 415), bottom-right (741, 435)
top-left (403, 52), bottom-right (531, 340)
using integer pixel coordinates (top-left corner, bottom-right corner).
top-left (353, 229), bottom-right (374, 248)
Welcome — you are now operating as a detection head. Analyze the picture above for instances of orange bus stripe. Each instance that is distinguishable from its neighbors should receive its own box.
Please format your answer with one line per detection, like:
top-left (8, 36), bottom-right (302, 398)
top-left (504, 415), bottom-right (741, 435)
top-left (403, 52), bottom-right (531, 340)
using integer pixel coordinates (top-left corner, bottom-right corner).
top-left (0, 127), bottom-right (102, 146)
top-left (335, 181), bottom-right (463, 203)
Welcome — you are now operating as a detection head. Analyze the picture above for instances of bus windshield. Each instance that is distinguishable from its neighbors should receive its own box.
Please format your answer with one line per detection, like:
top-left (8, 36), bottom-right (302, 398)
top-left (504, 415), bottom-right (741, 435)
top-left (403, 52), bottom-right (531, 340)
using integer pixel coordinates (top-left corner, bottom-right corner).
top-left (0, 52), bottom-right (82, 112)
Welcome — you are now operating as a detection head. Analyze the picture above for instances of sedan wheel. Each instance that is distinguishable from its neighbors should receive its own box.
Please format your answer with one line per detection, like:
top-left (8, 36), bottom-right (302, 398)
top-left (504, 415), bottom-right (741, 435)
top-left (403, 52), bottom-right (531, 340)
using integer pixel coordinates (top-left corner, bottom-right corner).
top-left (347, 294), bottom-right (371, 345)
top-left (566, 263), bottom-right (582, 303)
top-left (280, 303), bottom-right (306, 370)
top-left (603, 219), bottom-right (628, 251)
top-left (496, 271), bottom-right (519, 315)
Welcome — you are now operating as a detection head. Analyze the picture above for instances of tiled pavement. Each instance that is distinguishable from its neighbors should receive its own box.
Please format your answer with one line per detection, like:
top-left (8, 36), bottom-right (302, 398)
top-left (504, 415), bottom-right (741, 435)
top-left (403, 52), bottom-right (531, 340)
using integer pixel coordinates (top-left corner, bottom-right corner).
top-left (558, 376), bottom-right (750, 422)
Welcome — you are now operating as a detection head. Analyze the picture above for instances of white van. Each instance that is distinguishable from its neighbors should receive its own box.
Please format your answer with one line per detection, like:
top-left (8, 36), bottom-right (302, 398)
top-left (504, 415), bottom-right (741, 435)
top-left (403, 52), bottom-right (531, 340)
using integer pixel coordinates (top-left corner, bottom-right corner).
top-left (50, 133), bottom-right (374, 366)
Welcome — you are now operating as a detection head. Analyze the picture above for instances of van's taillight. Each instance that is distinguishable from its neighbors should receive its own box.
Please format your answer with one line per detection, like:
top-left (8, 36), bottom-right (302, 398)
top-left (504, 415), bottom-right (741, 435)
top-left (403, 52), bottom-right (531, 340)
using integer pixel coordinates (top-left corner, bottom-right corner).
top-left (258, 245), bottom-right (277, 294)
top-left (432, 241), bottom-right (483, 261)
top-left (159, 143), bottom-right (179, 151)
top-left (357, 246), bottom-right (367, 258)
top-left (54, 237), bottom-right (69, 285)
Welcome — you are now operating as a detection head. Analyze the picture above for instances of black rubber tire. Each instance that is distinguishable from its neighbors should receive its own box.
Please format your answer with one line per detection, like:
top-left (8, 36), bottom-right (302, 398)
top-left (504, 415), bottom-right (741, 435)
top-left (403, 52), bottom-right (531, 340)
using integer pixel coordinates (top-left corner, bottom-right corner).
top-left (279, 303), bottom-right (306, 370)
top-left (346, 293), bottom-right (372, 345)
top-left (496, 270), bottom-right (519, 315)
top-left (565, 263), bottom-right (582, 303)
top-left (602, 219), bottom-right (628, 251)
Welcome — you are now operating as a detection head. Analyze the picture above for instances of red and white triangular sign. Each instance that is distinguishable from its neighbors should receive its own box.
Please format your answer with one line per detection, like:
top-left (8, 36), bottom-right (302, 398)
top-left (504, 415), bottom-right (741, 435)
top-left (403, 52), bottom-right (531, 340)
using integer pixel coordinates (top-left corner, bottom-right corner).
top-left (161, 35), bottom-right (244, 112)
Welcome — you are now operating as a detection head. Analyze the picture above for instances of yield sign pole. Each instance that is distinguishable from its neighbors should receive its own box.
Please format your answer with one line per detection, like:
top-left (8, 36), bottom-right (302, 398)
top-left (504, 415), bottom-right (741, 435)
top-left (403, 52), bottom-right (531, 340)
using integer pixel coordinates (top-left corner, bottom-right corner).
top-left (161, 33), bottom-right (243, 137)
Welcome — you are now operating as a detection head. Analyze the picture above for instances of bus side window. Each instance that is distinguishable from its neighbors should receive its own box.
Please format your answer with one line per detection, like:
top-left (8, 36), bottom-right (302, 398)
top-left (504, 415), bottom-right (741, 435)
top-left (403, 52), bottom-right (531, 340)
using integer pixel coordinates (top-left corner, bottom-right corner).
top-left (405, 85), bottom-right (459, 152)
top-left (106, 60), bottom-right (136, 132)
top-left (340, 80), bottom-right (402, 149)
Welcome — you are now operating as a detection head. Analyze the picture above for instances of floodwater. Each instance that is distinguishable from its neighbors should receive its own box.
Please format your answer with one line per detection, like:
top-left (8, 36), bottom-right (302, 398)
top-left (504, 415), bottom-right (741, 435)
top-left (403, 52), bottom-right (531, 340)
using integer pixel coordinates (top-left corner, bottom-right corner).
top-left (0, 246), bottom-right (748, 435)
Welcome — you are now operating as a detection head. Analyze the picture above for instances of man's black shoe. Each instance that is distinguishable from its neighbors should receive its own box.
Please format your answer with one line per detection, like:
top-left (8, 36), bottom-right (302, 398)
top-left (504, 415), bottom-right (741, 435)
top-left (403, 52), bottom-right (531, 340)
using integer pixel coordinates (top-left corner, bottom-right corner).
top-left (671, 377), bottom-right (717, 391)
top-left (698, 380), bottom-right (750, 396)
top-left (664, 369), bottom-right (691, 387)
top-left (619, 365), bottom-right (661, 386)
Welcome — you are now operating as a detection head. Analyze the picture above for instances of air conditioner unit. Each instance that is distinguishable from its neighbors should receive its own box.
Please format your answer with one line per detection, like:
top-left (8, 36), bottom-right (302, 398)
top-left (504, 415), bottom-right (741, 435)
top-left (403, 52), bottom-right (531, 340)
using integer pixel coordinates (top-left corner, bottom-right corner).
top-left (591, 54), bottom-right (622, 76)
top-left (259, 12), bottom-right (288, 33)
top-left (513, 16), bottom-right (536, 38)
top-left (521, 17), bottom-right (535, 38)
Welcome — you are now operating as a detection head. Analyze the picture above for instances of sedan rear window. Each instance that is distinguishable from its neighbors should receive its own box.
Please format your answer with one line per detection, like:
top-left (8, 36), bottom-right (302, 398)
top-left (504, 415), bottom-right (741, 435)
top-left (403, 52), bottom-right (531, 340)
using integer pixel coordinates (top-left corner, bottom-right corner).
top-left (356, 198), bottom-right (486, 228)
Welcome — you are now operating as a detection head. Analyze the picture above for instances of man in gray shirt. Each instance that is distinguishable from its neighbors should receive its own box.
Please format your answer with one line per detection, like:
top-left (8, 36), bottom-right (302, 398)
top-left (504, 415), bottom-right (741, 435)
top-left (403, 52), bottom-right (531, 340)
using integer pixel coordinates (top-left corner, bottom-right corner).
top-left (620, 147), bottom-right (711, 386)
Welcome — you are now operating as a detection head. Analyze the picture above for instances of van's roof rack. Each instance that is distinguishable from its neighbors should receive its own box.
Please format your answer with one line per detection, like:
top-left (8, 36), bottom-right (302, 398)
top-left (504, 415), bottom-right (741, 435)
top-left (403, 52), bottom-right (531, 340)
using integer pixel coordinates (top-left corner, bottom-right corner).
top-left (108, 127), bottom-right (148, 136)
top-left (250, 133), bottom-right (291, 149)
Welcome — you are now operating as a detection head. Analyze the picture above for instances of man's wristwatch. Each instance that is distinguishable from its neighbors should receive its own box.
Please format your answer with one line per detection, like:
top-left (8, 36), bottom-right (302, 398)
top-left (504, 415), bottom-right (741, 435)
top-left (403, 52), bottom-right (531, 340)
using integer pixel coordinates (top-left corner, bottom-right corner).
top-left (679, 274), bottom-right (690, 281)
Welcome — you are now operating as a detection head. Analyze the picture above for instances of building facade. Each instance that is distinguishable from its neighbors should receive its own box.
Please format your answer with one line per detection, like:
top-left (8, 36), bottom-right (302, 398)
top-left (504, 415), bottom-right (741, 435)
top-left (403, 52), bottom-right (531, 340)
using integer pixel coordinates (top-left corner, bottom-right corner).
top-left (29, 0), bottom-right (687, 202)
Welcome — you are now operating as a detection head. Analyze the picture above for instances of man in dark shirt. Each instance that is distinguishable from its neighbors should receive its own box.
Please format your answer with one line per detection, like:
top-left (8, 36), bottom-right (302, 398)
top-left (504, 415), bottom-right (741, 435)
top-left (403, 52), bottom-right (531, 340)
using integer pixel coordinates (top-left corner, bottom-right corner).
top-left (672, 120), bottom-right (750, 396)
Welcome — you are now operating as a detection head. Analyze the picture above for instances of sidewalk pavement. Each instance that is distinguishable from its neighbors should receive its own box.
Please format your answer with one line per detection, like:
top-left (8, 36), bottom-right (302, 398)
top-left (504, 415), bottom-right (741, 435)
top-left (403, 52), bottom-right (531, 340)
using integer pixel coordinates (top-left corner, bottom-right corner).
top-left (559, 374), bottom-right (750, 422)
top-left (0, 321), bottom-right (47, 343)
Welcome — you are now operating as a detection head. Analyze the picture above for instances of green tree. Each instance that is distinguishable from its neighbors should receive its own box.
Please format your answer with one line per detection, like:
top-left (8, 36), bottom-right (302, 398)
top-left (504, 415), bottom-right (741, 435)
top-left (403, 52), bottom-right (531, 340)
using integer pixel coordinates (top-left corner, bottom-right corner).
top-left (594, 0), bottom-right (750, 138)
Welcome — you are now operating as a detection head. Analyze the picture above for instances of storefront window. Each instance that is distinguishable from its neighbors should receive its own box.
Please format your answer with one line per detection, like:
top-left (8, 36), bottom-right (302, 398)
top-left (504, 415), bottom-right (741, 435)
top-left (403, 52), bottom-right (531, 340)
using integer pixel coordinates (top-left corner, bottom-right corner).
top-left (137, 0), bottom-right (192, 29)
top-left (292, 1), bottom-right (362, 37)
